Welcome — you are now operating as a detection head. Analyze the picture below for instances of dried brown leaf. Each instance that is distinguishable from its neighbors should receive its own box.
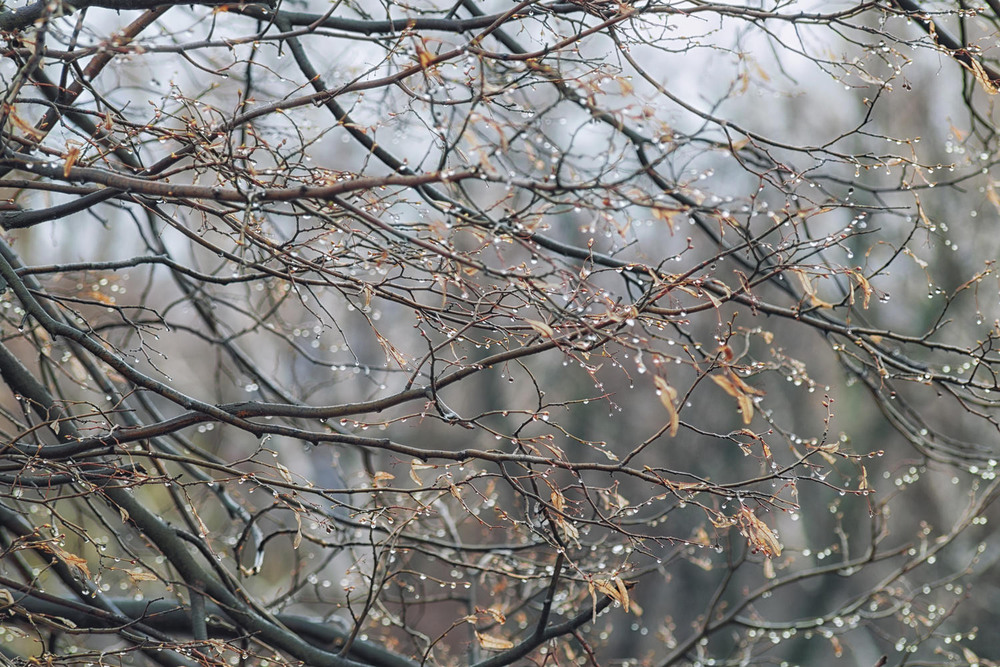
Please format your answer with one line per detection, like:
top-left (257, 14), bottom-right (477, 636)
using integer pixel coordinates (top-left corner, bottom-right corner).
top-left (127, 569), bottom-right (159, 583)
top-left (736, 507), bottom-right (782, 557)
top-left (791, 268), bottom-right (834, 308)
top-left (276, 462), bottom-right (293, 485)
top-left (476, 631), bottom-right (514, 651)
top-left (653, 376), bottom-right (679, 436)
top-left (372, 471), bottom-right (395, 487)
top-left (965, 57), bottom-right (998, 95)
top-left (525, 318), bottom-right (555, 338)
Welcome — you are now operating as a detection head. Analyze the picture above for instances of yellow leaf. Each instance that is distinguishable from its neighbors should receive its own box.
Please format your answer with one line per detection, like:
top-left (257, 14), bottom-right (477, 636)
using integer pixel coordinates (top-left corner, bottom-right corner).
top-left (476, 631), bottom-right (514, 651)
top-left (127, 569), bottom-right (159, 582)
top-left (418, 45), bottom-right (434, 70)
top-left (63, 146), bottom-right (80, 178)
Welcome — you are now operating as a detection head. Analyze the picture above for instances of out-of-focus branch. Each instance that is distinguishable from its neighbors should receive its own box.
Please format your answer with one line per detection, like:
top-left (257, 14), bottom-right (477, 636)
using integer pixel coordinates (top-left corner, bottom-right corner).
top-left (889, 0), bottom-right (1000, 87)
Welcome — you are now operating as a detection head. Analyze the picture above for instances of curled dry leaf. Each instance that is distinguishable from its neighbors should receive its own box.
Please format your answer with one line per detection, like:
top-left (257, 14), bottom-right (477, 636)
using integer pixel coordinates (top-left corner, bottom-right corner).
top-left (476, 631), bottom-right (514, 651)
top-left (63, 146), bottom-right (80, 178)
top-left (50, 546), bottom-right (90, 578)
top-left (592, 576), bottom-right (630, 613)
top-left (808, 440), bottom-right (840, 465)
top-left (478, 607), bottom-right (506, 624)
top-left (965, 57), bottom-right (998, 95)
top-left (653, 376), bottom-right (679, 436)
top-left (276, 462), bottom-right (294, 485)
top-left (550, 488), bottom-right (565, 511)
top-left (525, 318), bottom-right (555, 338)
top-left (851, 270), bottom-right (873, 310)
top-left (710, 371), bottom-right (764, 425)
top-left (790, 268), bottom-right (834, 309)
top-left (409, 459), bottom-right (436, 486)
top-left (735, 507), bottom-right (782, 557)
top-left (651, 205), bottom-right (681, 233)
top-left (554, 515), bottom-right (580, 545)
top-left (293, 510), bottom-right (303, 549)
top-left (372, 471), bottom-right (395, 487)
